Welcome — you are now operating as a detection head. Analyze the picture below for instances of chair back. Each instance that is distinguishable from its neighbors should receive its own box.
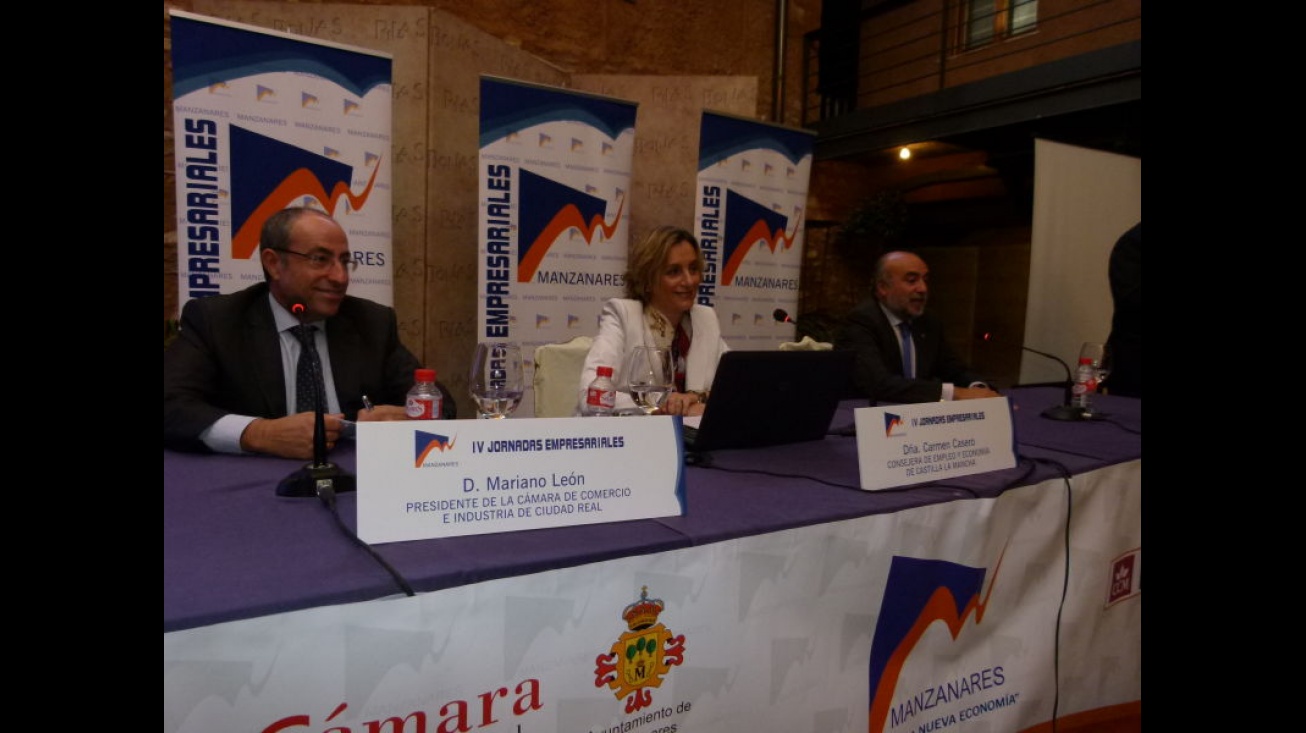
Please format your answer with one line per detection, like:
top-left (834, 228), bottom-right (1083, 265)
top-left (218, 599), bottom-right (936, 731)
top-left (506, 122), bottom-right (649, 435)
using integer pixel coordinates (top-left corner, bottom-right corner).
top-left (532, 336), bottom-right (593, 417)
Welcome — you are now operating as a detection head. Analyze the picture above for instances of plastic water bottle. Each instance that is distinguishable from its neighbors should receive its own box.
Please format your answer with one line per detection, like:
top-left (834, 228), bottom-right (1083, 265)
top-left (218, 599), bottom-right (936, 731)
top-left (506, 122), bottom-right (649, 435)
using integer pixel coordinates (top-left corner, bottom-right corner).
top-left (406, 368), bottom-right (444, 419)
top-left (1071, 357), bottom-right (1096, 413)
top-left (583, 366), bottom-right (617, 416)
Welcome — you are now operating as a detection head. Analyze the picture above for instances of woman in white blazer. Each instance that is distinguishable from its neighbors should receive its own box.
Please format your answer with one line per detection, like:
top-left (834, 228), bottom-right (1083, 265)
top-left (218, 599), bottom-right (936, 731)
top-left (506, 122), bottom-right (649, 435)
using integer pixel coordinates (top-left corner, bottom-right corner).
top-left (579, 226), bottom-right (730, 416)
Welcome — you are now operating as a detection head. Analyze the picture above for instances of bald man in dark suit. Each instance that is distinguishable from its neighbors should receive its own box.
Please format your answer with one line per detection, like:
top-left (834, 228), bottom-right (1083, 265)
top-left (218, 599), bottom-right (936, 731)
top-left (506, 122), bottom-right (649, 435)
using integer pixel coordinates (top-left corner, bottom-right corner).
top-left (164, 207), bottom-right (455, 459)
top-left (835, 251), bottom-right (998, 404)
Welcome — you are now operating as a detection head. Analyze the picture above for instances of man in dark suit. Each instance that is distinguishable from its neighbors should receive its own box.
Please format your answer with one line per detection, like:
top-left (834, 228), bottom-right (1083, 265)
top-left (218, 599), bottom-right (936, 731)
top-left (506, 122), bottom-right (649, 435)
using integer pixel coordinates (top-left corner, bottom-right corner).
top-left (835, 251), bottom-right (999, 404)
top-left (164, 206), bottom-right (456, 459)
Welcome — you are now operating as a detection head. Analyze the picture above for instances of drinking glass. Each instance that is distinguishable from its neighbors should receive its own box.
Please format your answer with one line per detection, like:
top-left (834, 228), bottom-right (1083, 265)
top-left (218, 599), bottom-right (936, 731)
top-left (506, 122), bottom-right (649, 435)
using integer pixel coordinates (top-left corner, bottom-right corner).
top-left (621, 346), bottom-right (674, 415)
top-left (469, 342), bottom-right (524, 419)
top-left (1079, 342), bottom-right (1111, 393)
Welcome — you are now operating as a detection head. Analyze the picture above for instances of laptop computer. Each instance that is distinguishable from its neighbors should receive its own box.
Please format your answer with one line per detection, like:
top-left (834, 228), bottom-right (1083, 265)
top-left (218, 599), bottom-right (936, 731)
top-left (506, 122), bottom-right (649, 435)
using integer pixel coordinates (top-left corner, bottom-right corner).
top-left (682, 349), bottom-right (855, 452)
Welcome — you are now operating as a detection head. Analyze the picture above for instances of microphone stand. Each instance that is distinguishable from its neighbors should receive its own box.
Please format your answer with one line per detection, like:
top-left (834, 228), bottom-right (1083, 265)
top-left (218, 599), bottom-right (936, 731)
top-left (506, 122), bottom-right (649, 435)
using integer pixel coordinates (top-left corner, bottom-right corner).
top-left (1021, 346), bottom-right (1089, 421)
top-left (277, 337), bottom-right (357, 498)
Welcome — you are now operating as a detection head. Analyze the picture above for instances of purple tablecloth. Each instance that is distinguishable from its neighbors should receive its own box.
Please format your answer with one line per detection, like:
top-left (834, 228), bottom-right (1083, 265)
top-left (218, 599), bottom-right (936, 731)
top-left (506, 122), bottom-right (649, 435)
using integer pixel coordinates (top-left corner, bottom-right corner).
top-left (164, 386), bottom-right (1140, 632)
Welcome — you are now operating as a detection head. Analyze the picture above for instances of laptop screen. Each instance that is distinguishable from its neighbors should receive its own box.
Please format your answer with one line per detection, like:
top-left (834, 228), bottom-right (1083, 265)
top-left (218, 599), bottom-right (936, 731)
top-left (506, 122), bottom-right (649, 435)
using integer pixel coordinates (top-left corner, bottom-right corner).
top-left (683, 349), bottom-right (854, 452)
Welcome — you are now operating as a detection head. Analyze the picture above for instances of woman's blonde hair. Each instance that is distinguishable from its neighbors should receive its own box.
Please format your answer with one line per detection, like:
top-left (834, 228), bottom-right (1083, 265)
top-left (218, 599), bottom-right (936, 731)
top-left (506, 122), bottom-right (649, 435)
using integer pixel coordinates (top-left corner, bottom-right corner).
top-left (623, 225), bottom-right (702, 303)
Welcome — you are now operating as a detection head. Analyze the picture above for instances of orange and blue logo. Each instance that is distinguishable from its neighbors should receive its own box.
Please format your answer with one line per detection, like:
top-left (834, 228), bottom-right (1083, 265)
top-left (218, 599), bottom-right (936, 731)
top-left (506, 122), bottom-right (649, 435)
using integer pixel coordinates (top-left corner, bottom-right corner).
top-left (414, 430), bottom-right (456, 467)
top-left (867, 552), bottom-right (1004, 733)
top-left (885, 413), bottom-right (906, 437)
top-left (514, 168), bottom-right (624, 283)
top-left (227, 126), bottom-right (381, 260)
top-left (718, 188), bottom-right (801, 286)
top-left (594, 586), bottom-right (687, 714)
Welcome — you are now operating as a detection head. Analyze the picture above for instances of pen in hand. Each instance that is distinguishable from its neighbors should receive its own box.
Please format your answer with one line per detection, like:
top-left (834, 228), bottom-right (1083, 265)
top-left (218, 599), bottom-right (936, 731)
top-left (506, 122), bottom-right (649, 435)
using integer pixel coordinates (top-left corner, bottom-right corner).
top-left (340, 395), bottom-right (372, 439)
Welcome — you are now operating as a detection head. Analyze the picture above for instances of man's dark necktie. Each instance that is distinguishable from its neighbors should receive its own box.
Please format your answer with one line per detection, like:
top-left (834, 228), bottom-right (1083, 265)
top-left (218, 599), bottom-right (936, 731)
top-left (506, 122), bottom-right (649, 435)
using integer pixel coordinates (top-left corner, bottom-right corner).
top-left (897, 321), bottom-right (914, 378)
top-left (292, 324), bottom-right (323, 414)
top-left (671, 320), bottom-right (690, 393)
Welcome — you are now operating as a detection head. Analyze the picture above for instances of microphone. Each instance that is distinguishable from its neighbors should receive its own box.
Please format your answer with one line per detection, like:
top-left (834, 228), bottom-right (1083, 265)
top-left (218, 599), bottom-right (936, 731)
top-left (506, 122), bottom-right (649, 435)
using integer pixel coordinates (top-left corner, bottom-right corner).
top-left (1020, 345), bottom-right (1088, 421)
top-left (278, 301), bottom-right (357, 498)
top-left (773, 308), bottom-right (795, 325)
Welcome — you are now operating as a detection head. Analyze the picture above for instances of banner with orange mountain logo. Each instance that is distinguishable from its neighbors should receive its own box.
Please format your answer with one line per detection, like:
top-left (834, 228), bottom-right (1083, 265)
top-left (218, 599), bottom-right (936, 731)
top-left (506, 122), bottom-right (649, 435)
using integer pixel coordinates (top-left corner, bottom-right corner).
top-left (476, 76), bottom-right (637, 415)
top-left (695, 111), bottom-right (814, 349)
top-left (170, 10), bottom-right (394, 311)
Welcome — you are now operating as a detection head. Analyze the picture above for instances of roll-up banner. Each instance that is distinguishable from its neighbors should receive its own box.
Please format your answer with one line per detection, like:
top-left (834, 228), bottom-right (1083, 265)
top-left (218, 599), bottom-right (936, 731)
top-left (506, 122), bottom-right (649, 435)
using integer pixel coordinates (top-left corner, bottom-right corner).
top-left (694, 111), bottom-right (815, 348)
top-left (169, 10), bottom-right (394, 311)
top-left (477, 76), bottom-right (638, 414)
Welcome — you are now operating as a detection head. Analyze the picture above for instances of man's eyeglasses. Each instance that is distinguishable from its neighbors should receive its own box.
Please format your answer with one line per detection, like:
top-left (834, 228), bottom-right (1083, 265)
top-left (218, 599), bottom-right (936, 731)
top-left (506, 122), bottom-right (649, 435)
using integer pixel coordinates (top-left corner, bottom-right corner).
top-left (274, 248), bottom-right (359, 273)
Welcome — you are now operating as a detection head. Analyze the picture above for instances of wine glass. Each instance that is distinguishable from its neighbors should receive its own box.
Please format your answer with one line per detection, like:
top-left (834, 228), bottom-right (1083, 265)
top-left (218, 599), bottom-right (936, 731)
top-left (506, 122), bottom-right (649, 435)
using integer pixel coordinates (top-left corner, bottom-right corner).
top-left (469, 342), bottom-right (524, 419)
top-left (621, 346), bottom-right (674, 415)
top-left (1079, 342), bottom-right (1111, 394)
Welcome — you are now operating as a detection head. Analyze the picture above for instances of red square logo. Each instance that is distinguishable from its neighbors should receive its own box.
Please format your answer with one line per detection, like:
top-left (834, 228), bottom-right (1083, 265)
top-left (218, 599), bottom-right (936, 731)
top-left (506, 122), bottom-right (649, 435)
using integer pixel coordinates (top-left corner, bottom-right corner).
top-left (1107, 549), bottom-right (1141, 606)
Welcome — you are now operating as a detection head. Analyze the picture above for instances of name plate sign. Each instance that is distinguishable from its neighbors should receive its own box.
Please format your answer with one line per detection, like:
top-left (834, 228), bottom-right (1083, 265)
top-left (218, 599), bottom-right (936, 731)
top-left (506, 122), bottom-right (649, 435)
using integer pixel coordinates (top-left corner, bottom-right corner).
top-left (356, 416), bottom-right (686, 543)
top-left (853, 397), bottom-right (1016, 491)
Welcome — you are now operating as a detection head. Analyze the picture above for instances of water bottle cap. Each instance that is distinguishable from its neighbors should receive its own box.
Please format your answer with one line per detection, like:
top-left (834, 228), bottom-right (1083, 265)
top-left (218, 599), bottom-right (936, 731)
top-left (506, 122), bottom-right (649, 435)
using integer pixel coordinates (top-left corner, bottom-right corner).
top-left (416, 368), bottom-right (436, 382)
top-left (597, 366), bottom-right (613, 377)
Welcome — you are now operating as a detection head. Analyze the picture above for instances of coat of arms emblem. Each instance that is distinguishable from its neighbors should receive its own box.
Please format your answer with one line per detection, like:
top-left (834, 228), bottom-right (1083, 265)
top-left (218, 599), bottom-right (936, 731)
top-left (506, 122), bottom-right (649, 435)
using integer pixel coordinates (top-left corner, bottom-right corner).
top-left (594, 586), bottom-right (686, 713)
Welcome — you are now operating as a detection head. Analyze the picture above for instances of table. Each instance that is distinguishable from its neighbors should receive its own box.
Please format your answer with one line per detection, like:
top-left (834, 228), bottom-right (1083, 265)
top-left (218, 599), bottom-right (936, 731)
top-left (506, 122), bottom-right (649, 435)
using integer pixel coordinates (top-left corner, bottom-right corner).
top-left (165, 387), bottom-right (1141, 733)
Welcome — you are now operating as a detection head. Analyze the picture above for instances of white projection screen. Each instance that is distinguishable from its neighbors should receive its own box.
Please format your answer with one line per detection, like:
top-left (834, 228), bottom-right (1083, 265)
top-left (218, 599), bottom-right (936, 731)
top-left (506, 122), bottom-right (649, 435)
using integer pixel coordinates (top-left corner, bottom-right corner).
top-left (1020, 138), bottom-right (1141, 384)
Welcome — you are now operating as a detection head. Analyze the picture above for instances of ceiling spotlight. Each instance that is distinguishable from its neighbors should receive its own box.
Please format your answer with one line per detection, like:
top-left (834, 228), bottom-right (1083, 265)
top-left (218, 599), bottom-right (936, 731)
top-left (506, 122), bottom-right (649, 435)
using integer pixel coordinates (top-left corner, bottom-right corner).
top-left (898, 146), bottom-right (912, 161)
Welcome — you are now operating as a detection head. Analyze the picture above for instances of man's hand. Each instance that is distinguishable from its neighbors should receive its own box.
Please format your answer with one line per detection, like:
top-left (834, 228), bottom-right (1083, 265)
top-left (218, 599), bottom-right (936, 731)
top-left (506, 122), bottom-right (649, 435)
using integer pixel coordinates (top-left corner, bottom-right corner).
top-left (239, 412), bottom-right (346, 460)
top-left (356, 404), bottom-right (409, 422)
top-left (955, 386), bottom-right (1001, 400)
